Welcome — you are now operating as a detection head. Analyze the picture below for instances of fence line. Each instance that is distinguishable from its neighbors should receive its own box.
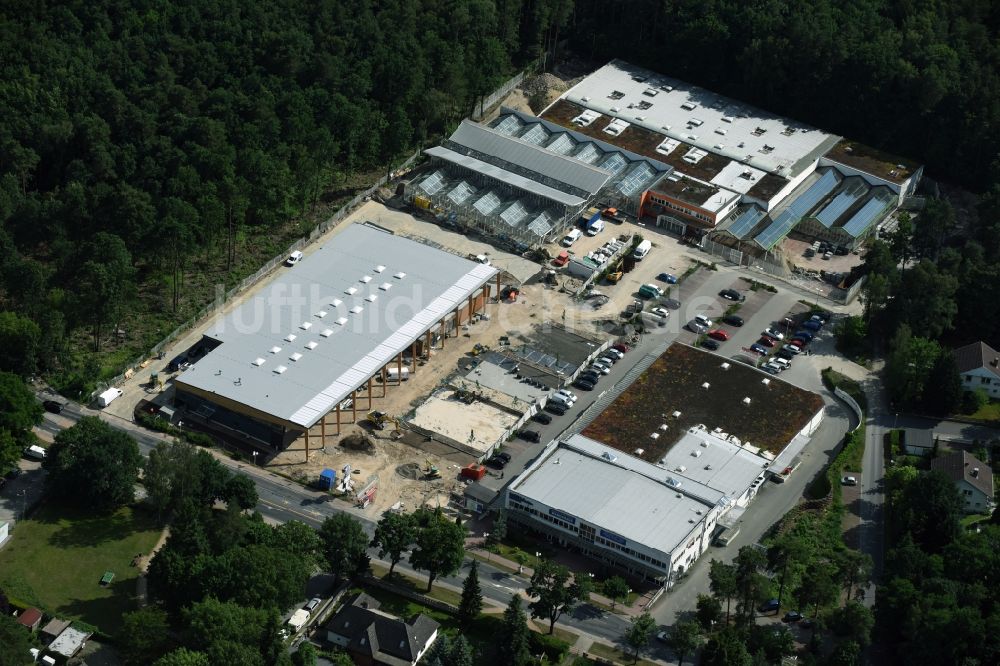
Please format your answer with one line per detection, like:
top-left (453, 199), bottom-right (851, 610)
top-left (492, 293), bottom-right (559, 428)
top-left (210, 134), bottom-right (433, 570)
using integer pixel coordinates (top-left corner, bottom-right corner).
top-left (472, 71), bottom-right (527, 120)
top-left (834, 387), bottom-right (864, 432)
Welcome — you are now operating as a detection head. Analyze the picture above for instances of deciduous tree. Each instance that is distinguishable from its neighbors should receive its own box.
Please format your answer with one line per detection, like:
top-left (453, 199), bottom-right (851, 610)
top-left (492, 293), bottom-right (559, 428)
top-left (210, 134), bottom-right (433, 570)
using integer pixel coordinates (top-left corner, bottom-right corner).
top-left (409, 509), bottom-right (466, 592)
top-left (120, 607), bottom-right (172, 665)
top-left (370, 511), bottom-right (415, 575)
top-left (665, 619), bottom-right (703, 666)
top-left (527, 559), bottom-right (592, 634)
top-left (44, 415), bottom-right (142, 511)
top-left (603, 575), bottom-right (630, 609)
top-left (623, 611), bottom-right (657, 663)
top-left (319, 513), bottom-right (371, 581)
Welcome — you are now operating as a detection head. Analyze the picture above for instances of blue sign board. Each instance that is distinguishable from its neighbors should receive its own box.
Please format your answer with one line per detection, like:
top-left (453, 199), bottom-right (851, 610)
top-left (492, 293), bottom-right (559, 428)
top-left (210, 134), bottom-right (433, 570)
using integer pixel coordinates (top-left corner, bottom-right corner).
top-left (599, 529), bottom-right (627, 546)
top-left (509, 492), bottom-right (532, 505)
top-left (549, 508), bottom-right (577, 525)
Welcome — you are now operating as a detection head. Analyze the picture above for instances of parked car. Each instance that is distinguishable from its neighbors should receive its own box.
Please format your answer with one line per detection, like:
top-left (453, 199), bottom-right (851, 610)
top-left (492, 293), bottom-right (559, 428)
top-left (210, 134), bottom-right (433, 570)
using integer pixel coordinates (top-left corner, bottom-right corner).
top-left (638, 284), bottom-right (663, 299)
top-left (611, 343), bottom-right (630, 354)
top-left (555, 389), bottom-right (578, 403)
top-left (793, 330), bottom-right (814, 342)
top-left (285, 250), bottom-right (303, 266)
top-left (719, 289), bottom-right (745, 301)
top-left (842, 475), bottom-right (858, 486)
top-left (573, 377), bottom-right (596, 391)
top-left (589, 363), bottom-right (611, 375)
top-left (701, 339), bottom-right (720, 351)
top-left (43, 400), bottom-right (64, 414)
top-left (782, 344), bottom-right (802, 355)
top-left (495, 452), bottom-right (512, 464)
top-left (544, 402), bottom-right (568, 416)
top-left (790, 338), bottom-right (809, 349)
top-left (723, 314), bottom-right (744, 327)
top-left (803, 320), bottom-right (822, 332)
top-left (604, 348), bottom-right (625, 361)
top-left (655, 630), bottom-right (670, 643)
top-left (531, 412), bottom-right (552, 425)
top-left (708, 329), bottom-right (729, 341)
top-left (777, 350), bottom-right (795, 361)
top-left (688, 320), bottom-right (708, 334)
top-left (762, 365), bottom-right (780, 375)
top-left (552, 250), bottom-right (570, 267)
top-left (656, 272), bottom-right (678, 284)
top-left (694, 314), bottom-right (713, 328)
top-left (757, 337), bottom-right (776, 348)
top-left (750, 343), bottom-right (769, 355)
top-left (760, 599), bottom-right (781, 613)
top-left (485, 456), bottom-right (508, 469)
top-left (764, 361), bottom-right (785, 373)
top-left (650, 307), bottom-right (670, 319)
top-left (783, 611), bottom-right (804, 623)
top-left (305, 597), bottom-right (322, 612)
top-left (763, 328), bottom-right (784, 340)
top-left (518, 430), bottom-right (541, 443)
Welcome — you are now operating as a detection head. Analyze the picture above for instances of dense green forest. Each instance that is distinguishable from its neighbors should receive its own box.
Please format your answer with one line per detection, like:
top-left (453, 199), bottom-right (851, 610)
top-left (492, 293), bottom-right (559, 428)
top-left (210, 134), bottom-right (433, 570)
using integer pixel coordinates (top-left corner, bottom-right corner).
top-left (1, 0), bottom-right (998, 398)
top-left (0, 0), bottom-right (570, 394)
top-left (571, 0), bottom-right (1000, 192)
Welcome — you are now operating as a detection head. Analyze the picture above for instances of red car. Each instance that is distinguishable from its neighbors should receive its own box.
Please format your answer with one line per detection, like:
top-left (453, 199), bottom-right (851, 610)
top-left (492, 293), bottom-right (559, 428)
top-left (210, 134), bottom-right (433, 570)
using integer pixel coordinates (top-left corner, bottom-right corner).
top-left (612, 342), bottom-right (630, 354)
top-left (708, 329), bottom-right (729, 341)
top-left (553, 250), bottom-right (570, 267)
top-left (757, 337), bottom-right (776, 348)
top-left (790, 338), bottom-right (809, 348)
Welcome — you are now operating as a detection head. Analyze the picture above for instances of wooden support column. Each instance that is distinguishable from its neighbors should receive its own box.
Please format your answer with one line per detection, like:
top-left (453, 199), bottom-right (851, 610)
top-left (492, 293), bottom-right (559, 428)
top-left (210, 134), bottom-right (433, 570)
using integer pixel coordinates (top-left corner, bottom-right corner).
top-left (304, 427), bottom-right (310, 461)
top-left (440, 319), bottom-right (446, 348)
top-left (321, 413), bottom-right (326, 443)
top-left (367, 379), bottom-right (373, 408)
top-left (496, 273), bottom-right (502, 296)
top-left (467, 295), bottom-right (473, 320)
top-left (381, 367), bottom-right (387, 397)
top-left (351, 389), bottom-right (357, 422)
top-left (396, 353), bottom-right (402, 383)
top-left (425, 330), bottom-right (431, 356)
top-left (410, 341), bottom-right (417, 372)
top-left (336, 403), bottom-right (341, 435)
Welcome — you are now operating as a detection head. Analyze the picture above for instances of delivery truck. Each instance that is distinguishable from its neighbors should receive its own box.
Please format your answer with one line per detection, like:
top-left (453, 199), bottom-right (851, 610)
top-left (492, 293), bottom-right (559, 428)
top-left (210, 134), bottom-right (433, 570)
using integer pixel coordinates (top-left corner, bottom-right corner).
top-left (97, 387), bottom-right (123, 408)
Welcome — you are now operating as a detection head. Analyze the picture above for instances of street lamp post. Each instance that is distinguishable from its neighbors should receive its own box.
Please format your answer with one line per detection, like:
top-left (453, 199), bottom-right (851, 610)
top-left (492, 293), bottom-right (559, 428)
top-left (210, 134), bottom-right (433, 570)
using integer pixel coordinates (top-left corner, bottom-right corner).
top-left (483, 533), bottom-right (491, 561)
top-left (252, 450), bottom-right (259, 466)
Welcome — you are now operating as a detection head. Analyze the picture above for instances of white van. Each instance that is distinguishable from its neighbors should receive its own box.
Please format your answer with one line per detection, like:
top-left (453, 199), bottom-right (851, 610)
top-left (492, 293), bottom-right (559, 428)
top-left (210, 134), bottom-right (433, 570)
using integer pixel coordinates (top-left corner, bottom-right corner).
top-left (386, 367), bottom-right (410, 382)
top-left (97, 387), bottom-right (123, 408)
top-left (24, 445), bottom-right (47, 460)
top-left (586, 219), bottom-right (605, 236)
top-left (632, 239), bottom-right (652, 260)
top-left (285, 250), bottom-right (303, 266)
top-left (562, 229), bottom-right (582, 246)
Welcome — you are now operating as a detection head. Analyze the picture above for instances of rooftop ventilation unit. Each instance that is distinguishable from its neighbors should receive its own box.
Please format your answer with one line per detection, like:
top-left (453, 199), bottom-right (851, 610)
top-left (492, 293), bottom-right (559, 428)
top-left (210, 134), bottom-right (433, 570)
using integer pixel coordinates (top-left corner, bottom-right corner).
top-left (320, 328), bottom-right (333, 337)
top-left (700, 441), bottom-right (709, 447)
top-left (722, 116), bottom-right (734, 123)
top-left (345, 286), bottom-right (358, 295)
top-left (379, 282), bottom-right (393, 291)
top-left (270, 346), bottom-right (282, 354)
top-left (659, 423), bottom-right (669, 431)
top-left (610, 106), bottom-right (620, 113)
top-left (289, 352), bottom-right (303, 362)
top-left (394, 271), bottom-right (406, 279)
top-left (650, 432), bottom-right (660, 439)
top-left (300, 322), bottom-right (312, 330)
top-left (681, 101), bottom-right (697, 111)
top-left (601, 452), bottom-right (618, 462)
top-left (688, 118), bottom-right (704, 127)
top-left (359, 275), bottom-right (372, 283)
top-left (691, 450), bottom-right (702, 457)
top-left (336, 316), bottom-right (348, 326)
top-left (305, 341), bottom-right (318, 350)
top-left (715, 128), bottom-right (727, 135)
top-left (350, 305), bottom-right (363, 314)
top-left (720, 362), bottom-right (730, 370)
top-left (273, 365), bottom-right (287, 374)
top-left (365, 294), bottom-right (377, 303)
top-left (643, 87), bottom-right (659, 97)
top-left (330, 298), bottom-right (343, 308)
top-left (762, 378), bottom-right (771, 385)
top-left (284, 333), bottom-right (297, 342)
top-left (743, 397), bottom-right (752, 405)
top-left (315, 310), bottom-right (327, 318)
top-left (252, 358), bottom-right (265, 367)
top-left (702, 382), bottom-right (710, 389)
top-left (672, 410), bottom-right (682, 418)
top-left (634, 448), bottom-right (644, 456)
top-left (374, 265), bottom-right (386, 273)
top-left (675, 465), bottom-right (687, 473)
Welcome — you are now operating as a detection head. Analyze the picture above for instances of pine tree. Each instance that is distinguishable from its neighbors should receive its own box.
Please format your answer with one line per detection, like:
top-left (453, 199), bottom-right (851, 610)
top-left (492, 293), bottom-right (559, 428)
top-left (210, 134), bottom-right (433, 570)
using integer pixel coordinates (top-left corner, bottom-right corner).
top-left (458, 560), bottom-right (484, 627)
top-left (498, 595), bottom-right (531, 666)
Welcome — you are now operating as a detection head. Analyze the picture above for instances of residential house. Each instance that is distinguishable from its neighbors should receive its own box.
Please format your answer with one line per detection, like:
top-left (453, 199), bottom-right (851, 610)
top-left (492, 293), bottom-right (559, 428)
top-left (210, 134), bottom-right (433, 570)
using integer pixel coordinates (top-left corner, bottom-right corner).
top-left (324, 592), bottom-right (440, 666)
top-left (39, 618), bottom-right (70, 645)
top-left (48, 626), bottom-right (91, 660)
top-left (954, 341), bottom-right (1000, 398)
top-left (16, 608), bottom-right (43, 632)
top-left (931, 451), bottom-right (996, 514)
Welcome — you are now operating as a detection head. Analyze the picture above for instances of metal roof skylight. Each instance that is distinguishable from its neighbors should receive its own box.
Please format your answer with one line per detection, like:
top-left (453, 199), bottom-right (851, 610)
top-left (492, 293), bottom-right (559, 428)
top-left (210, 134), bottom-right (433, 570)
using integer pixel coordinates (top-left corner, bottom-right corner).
top-left (299, 322), bottom-right (312, 330)
top-left (273, 365), bottom-right (287, 374)
top-left (253, 357), bottom-right (265, 366)
top-left (289, 352), bottom-right (303, 361)
top-left (305, 341), bottom-right (318, 350)
top-left (284, 333), bottom-right (297, 342)
top-left (269, 346), bottom-right (282, 354)
top-left (320, 329), bottom-right (333, 337)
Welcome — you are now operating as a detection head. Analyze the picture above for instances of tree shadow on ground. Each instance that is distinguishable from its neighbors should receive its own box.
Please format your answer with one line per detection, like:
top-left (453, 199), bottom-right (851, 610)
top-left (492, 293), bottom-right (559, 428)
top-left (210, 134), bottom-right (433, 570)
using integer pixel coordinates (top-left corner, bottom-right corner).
top-left (58, 575), bottom-right (137, 636)
top-left (48, 506), bottom-right (155, 549)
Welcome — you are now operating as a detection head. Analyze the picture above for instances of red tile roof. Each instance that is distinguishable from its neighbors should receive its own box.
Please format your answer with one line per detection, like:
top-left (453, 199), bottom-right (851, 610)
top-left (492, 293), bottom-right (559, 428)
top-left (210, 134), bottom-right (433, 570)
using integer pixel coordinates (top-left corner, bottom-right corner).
top-left (17, 607), bottom-right (42, 628)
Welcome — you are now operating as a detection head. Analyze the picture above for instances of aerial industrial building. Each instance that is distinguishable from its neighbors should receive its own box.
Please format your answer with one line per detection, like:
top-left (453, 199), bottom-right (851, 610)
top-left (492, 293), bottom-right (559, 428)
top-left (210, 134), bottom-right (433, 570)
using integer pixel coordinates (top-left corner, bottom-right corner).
top-left (416, 59), bottom-right (921, 257)
top-left (174, 223), bottom-right (497, 453)
top-left (505, 344), bottom-right (825, 582)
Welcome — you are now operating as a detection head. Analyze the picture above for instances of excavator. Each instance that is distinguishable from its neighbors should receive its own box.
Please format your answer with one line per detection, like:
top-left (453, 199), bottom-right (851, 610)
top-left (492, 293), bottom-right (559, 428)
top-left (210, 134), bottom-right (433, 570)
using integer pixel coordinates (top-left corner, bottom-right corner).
top-left (423, 459), bottom-right (442, 480)
top-left (367, 411), bottom-right (400, 431)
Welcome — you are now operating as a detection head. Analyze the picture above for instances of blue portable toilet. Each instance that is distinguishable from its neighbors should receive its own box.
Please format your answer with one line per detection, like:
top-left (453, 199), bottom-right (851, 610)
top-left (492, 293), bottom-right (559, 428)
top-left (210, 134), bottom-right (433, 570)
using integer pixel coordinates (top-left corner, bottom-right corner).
top-left (319, 468), bottom-right (336, 490)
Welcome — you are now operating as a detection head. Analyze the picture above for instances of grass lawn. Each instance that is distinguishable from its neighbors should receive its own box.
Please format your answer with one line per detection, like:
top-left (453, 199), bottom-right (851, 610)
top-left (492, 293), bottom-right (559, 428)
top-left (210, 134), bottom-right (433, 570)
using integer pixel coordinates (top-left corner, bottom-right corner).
top-left (586, 641), bottom-right (660, 666)
top-left (369, 561), bottom-right (463, 607)
top-left (962, 400), bottom-right (1000, 423)
top-left (822, 368), bottom-right (868, 413)
top-left (0, 501), bottom-right (163, 635)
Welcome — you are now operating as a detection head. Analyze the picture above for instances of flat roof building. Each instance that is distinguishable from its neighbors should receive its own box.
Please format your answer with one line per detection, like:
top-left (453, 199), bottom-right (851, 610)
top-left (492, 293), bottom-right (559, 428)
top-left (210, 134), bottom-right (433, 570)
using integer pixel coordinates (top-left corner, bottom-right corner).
top-left (175, 223), bottom-right (497, 451)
